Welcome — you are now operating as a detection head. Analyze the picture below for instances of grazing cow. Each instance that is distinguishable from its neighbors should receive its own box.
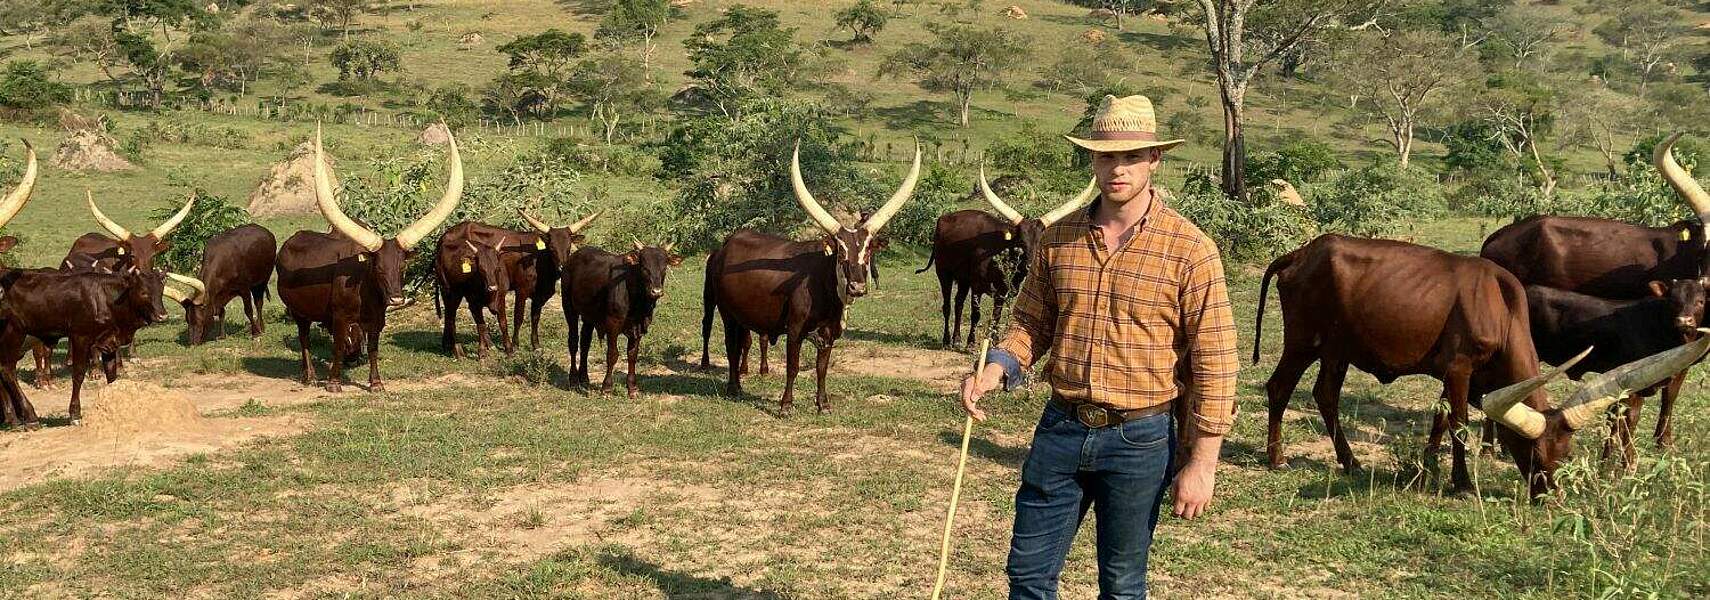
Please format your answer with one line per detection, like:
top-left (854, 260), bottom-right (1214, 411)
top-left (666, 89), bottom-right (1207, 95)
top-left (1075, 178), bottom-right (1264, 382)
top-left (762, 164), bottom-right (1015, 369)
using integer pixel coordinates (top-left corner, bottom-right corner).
top-left (1254, 235), bottom-right (1708, 496)
top-left (0, 269), bottom-right (169, 426)
top-left (699, 142), bottom-right (920, 415)
top-left (918, 168), bottom-right (1095, 347)
top-left (1480, 133), bottom-right (1710, 300)
top-left (1525, 279), bottom-right (1707, 462)
top-left (63, 190), bottom-right (195, 273)
top-left (276, 125), bottom-right (462, 392)
top-left (168, 224), bottom-right (277, 344)
top-left (563, 242), bottom-right (683, 396)
top-left (433, 223), bottom-right (511, 359)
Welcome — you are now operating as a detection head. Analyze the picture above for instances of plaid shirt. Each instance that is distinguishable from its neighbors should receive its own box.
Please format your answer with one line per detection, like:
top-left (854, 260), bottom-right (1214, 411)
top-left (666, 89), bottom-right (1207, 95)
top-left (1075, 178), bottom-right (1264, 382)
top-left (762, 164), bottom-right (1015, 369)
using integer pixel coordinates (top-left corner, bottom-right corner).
top-left (990, 190), bottom-right (1240, 435)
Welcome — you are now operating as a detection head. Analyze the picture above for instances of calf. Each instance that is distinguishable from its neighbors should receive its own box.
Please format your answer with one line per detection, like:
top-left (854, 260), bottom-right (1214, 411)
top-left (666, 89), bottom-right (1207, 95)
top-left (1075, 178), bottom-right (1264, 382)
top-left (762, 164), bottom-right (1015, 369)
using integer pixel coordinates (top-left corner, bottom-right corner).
top-left (173, 224), bottom-right (277, 344)
top-left (564, 242), bottom-right (682, 397)
top-left (434, 224), bottom-right (511, 360)
top-left (0, 269), bottom-right (168, 426)
top-left (1526, 279), bottom-right (1707, 462)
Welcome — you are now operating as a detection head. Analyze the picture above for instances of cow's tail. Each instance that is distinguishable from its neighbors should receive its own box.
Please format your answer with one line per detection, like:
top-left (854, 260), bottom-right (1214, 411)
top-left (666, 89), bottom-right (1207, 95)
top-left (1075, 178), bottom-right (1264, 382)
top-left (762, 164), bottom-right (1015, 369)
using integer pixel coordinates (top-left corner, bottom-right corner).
top-left (1254, 247), bottom-right (1301, 364)
top-left (432, 270), bottom-right (444, 319)
top-left (700, 254), bottom-right (718, 369)
top-left (915, 249), bottom-right (936, 274)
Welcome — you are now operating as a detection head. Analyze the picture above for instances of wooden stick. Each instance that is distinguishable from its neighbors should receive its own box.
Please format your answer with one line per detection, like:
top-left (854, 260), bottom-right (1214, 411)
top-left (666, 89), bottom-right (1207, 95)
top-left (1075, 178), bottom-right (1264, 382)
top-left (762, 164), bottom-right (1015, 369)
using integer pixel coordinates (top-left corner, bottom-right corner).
top-left (931, 340), bottom-right (988, 600)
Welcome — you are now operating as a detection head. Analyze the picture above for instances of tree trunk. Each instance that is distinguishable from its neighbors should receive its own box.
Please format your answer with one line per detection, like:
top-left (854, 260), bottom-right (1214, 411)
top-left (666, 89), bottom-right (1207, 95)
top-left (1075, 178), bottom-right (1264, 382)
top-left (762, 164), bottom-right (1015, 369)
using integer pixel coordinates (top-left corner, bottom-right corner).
top-left (1218, 90), bottom-right (1247, 201)
top-left (1526, 135), bottom-right (1556, 197)
top-left (958, 92), bottom-right (972, 127)
top-left (1398, 123), bottom-right (1412, 169)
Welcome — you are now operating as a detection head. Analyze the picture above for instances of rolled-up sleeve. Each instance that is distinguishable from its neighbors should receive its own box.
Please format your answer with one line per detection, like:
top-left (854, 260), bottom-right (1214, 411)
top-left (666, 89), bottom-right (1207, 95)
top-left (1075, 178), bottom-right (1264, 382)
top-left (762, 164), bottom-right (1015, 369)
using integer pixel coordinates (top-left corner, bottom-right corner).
top-left (993, 246), bottom-right (1056, 390)
top-left (1179, 240), bottom-right (1239, 435)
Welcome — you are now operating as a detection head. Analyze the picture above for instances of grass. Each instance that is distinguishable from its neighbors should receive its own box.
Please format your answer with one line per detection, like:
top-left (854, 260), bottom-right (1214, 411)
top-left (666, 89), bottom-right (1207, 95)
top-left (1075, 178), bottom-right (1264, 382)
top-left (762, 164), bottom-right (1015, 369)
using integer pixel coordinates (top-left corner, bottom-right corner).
top-left (0, 215), bottom-right (1702, 598)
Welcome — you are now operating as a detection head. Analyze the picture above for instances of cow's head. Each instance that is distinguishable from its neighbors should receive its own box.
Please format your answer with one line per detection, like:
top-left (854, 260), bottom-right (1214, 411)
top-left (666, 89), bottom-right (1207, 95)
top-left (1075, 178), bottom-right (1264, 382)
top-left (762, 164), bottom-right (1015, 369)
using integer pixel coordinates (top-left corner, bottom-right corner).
top-left (518, 208), bottom-right (600, 268)
top-left (977, 165), bottom-right (1097, 285)
top-left (121, 268), bottom-right (171, 324)
top-left (626, 241), bottom-right (683, 300)
top-left (464, 238), bottom-right (509, 294)
top-left (0, 140), bottom-right (37, 256)
top-left (312, 123), bottom-right (462, 308)
top-left (1649, 278), bottom-right (1707, 338)
top-left (1482, 336), bottom-right (1710, 496)
top-left (789, 141), bottom-right (918, 301)
top-left (163, 273), bottom-right (210, 344)
top-left (86, 189), bottom-right (193, 273)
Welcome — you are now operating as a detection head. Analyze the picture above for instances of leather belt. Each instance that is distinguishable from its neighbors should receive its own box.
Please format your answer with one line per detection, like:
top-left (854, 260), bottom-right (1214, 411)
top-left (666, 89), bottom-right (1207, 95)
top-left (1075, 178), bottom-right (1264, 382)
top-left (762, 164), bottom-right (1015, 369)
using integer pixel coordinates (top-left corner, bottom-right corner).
top-left (1049, 394), bottom-right (1171, 429)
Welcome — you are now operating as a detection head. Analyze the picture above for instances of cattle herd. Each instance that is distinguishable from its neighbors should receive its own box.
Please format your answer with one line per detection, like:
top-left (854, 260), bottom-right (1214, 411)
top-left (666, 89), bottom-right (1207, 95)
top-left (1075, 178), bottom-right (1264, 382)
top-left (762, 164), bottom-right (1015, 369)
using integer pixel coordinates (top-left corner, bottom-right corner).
top-left (0, 126), bottom-right (1707, 498)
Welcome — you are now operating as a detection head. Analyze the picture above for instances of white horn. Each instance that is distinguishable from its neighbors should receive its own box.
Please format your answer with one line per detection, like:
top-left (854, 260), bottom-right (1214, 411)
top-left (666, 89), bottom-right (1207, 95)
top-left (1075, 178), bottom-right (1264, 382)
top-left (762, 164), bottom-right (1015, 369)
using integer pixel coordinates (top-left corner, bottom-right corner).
top-left (978, 165), bottom-right (1024, 225)
top-left (1480, 347), bottom-right (1594, 439)
top-left (166, 272), bottom-right (207, 303)
top-left (862, 143), bottom-right (922, 233)
top-left (161, 286), bottom-right (188, 305)
top-left (790, 142), bottom-right (846, 234)
top-left (395, 125), bottom-right (464, 250)
top-left (567, 210), bottom-right (601, 233)
top-left (87, 190), bottom-right (132, 240)
top-left (313, 124), bottom-right (383, 251)
top-left (517, 208), bottom-right (551, 234)
top-left (150, 194), bottom-right (195, 239)
top-left (1559, 333), bottom-right (1710, 430)
top-left (1039, 178), bottom-right (1099, 228)
top-left (1655, 133), bottom-right (1710, 222)
top-left (0, 140), bottom-right (38, 230)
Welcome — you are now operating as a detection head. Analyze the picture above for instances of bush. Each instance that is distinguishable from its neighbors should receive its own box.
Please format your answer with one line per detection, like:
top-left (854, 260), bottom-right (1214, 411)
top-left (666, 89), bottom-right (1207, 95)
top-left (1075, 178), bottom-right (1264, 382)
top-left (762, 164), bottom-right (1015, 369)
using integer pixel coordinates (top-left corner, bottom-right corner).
top-left (1455, 134), bottom-right (1708, 225)
top-left (883, 163), bottom-right (967, 247)
top-left (152, 185), bottom-right (252, 275)
top-left (329, 40), bottom-right (402, 81)
top-left (1170, 172), bottom-right (1313, 262)
top-left (426, 84), bottom-right (481, 127)
top-left (0, 60), bottom-right (71, 111)
top-left (1247, 140), bottom-right (1339, 186)
top-left (1309, 163), bottom-right (1444, 238)
top-left (542, 138), bottom-right (658, 177)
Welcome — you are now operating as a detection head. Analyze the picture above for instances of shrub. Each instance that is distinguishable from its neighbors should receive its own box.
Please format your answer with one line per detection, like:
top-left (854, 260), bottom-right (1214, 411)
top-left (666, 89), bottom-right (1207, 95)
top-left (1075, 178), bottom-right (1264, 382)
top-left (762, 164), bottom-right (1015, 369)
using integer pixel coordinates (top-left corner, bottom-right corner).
top-left (1170, 171), bottom-right (1313, 262)
top-left (883, 163), bottom-right (967, 247)
top-left (1454, 134), bottom-right (1708, 225)
top-left (151, 185), bottom-right (252, 275)
top-left (1309, 163), bottom-right (1444, 238)
top-left (542, 138), bottom-right (659, 177)
top-left (0, 60), bottom-right (71, 111)
top-left (1247, 140), bottom-right (1339, 187)
top-left (329, 40), bottom-right (401, 81)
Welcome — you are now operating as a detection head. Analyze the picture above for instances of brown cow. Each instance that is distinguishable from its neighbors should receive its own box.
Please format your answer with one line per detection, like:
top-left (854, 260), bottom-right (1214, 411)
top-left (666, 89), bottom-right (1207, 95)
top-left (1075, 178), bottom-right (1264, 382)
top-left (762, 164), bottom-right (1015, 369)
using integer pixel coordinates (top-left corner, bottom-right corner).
top-left (166, 224), bottom-right (277, 345)
top-left (0, 140), bottom-right (37, 425)
top-left (563, 242), bottom-right (682, 396)
top-left (919, 168), bottom-right (1095, 347)
top-left (1254, 235), bottom-right (1708, 497)
top-left (63, 190), bottom-right (195, 273)
top-left (0, 268), bottom-right (169, 426)
top-left (698, 143), bottom-right (918, 415)
top-left (468, 209), bottom-right (602, 351)
top-left (275, 125), bottom-right (462, 392)
top-left (433, 223), bottom-right (511, 359)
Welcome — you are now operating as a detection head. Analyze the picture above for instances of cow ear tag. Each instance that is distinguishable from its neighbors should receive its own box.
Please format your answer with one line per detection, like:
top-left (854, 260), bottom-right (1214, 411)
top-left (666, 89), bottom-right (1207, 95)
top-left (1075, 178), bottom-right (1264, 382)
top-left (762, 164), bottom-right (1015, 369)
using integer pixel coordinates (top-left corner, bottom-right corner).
top-left (1682, 229), bottom-right (1692, 241)
top-left (823, 243), bottom-right (834, 256)
top-left (536, 239), bottom-right (547, 250)
top-left (461, 260), bottom-right (472, 273)
top-left (356, 254), bottom-right (366, 262)
top-left (1004, 231), bottom-right (1013, 240)
top-left (116, 247), bottom-right (126, 255)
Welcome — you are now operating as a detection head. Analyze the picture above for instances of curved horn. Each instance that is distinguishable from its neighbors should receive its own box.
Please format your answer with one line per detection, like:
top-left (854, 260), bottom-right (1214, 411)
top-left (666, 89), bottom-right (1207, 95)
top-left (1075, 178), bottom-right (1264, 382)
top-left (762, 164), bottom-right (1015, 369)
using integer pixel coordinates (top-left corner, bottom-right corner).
top-left (1655, 133), bottom-right (1710, 220)
top-left (632, 237), bottom-right (644, 251)
top-left (149, 194), bottom-right (195, 239)
top-left (395, 125), bottom-right (464, 250)
top-left (166, 272), bottom-right (207, 303)
top-left (1559, 333), bottom-right (1710, 430)
top-left (977, 165), bottom-right (1024, 225)
top-left (0, 140), bottom-right (38, 230)
top-left (662, 241), bottom-right (675, 254)
top-left (862, 143), bottom-right (921, 233)
top-left (1039, 178), bottom-right (1100, 228)
top-left (790, 142), bottom-right (846, 234)
top-left (87, 191), bottom-right (132, 240)
top-left (313, 124), bottom-right (383, 251)
top-left (161, 286), bottom-right (188, 305)
top-left (567, 210), bottom-right (601, 233)
top-left (1480, 347), bottom-right (1594, 439)
top-left (517, 208), bottom-right (551, 234)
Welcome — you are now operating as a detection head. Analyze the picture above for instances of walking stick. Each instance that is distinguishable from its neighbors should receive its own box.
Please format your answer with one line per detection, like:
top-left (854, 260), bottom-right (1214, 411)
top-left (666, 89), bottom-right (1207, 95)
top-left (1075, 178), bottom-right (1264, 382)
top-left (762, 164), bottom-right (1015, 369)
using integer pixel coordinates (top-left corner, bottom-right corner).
top-left (931, 340), bottom-right (988, 600)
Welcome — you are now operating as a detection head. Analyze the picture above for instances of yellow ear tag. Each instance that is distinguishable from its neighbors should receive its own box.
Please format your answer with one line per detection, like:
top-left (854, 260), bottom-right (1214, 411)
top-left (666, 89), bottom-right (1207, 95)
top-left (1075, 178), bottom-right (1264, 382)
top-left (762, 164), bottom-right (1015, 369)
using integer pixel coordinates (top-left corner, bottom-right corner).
top-left (1682, 229), bottom-right (1692, 241)
top-left (461, 260), bottom-right (472, 273)
top-left (356, 254), bottom-right (366, 262)
top-left (536, 239), bottom-right (547, 250)
top-left (116, 247), bottom-right (126, 255)
top-left (1004, 231), bottom-right (1013, 240)
top-left (823, 243), bottom-right (834, 256)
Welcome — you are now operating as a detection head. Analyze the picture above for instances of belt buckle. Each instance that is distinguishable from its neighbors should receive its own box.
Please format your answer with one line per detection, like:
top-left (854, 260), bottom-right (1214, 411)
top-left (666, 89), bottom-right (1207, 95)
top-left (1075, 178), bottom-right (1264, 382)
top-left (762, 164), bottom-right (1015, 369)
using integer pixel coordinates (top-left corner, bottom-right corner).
top-left (1075, 404), bottom-right (1109, 428)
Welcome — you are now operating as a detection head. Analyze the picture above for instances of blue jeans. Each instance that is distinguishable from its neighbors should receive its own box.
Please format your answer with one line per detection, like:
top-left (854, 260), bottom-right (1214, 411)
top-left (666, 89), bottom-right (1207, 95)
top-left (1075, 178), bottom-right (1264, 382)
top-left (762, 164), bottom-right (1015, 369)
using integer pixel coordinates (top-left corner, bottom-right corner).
top-left (1007, 404), bottom-right (1178, 600)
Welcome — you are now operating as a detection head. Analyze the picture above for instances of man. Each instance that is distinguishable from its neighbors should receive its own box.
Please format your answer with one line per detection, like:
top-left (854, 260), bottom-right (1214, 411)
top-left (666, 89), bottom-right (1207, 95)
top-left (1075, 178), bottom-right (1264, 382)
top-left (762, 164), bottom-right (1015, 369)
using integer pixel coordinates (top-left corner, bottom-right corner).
top-left (960, 94), bottom-right (1239, 599)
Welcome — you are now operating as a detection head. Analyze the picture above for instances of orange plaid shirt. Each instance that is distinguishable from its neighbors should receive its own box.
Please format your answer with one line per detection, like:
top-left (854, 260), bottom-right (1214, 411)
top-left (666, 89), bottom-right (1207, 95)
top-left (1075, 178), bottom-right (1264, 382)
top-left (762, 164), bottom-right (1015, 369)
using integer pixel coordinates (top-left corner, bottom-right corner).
top-left (992, 190), bottom-right (1240, 435)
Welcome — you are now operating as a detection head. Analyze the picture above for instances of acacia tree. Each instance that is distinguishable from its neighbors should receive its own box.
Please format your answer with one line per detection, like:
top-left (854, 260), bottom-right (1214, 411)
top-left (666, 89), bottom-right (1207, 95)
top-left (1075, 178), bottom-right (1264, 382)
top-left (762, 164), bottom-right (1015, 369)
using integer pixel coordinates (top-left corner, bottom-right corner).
top-left (495, 29), bottom-right (588, 115)
top-left (1559, 85), bottom-right (1648, 177)
top-left (1594, 2), bottom-right (1688, 95)
top-left (50, 18), bottom-right (127, 83)
top-left (1484, 4), bottom-right (1566, 71)
top-left (1476, 73), bottom-right (1559, 197)
top-left (308, 0), bottom-right (372, 39)
top-left (1331, 30), bottom-right (1475, 168)
top-left (878, 23), bottom-right (1029, 127)
top-left (682, 5), bottom-right (809, 118)
top-left (596, 0), bottom-right (669, 72)
top-left (568, 52), bottom-right (663, 143)
top-left (835, 0), bottom-right (889, 44)
top-left (1192, 0), bottom-right (1378, 201)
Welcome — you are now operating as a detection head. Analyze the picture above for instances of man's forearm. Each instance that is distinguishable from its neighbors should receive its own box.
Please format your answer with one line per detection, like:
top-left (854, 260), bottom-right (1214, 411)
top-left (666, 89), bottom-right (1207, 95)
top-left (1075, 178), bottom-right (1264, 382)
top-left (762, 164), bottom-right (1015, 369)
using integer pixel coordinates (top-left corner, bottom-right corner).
top-left (1184, 433), bottom-right (1224, 472)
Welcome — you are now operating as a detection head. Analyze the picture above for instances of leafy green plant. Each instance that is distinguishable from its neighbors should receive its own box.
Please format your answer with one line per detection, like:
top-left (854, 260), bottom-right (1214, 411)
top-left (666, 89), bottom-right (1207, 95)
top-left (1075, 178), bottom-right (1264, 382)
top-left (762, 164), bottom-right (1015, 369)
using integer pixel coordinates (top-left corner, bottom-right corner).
top-left (1309, 163), bottom-right (1443, 237)
top-left (1170, 171), bottom-right (1312, 261)
top-left (151, 185), bottom-right (252, 275)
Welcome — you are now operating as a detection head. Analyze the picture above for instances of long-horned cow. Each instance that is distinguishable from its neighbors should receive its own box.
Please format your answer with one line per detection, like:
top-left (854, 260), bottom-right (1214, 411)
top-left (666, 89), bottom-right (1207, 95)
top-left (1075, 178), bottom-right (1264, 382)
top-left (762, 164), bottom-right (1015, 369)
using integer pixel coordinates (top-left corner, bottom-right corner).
top-left (918, 168), bottom-right (1094, 347)
top-left (500, 209), bottom-right (601, 349)
top-left (1255, 235), bottom-right (1709, 497)
top-left (699, 142), bottom-right (919, 415)
top-left (64, 191), bottom-right (195, 273)
top-left (275, 125), bottom-right (462, 392)
top-left (0, 269), bottom-right (169, 427)
top-left (166, 224), bottom-right (277, 345)
top-left (433, 223), bottom-right (511, 359)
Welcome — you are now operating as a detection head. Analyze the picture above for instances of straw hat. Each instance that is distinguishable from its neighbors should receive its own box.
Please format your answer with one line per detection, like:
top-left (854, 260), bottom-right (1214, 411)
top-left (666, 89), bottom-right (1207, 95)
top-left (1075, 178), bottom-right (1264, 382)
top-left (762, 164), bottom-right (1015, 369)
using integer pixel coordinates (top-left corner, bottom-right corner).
top-left (1065, 94), bottom-right (1185, 153)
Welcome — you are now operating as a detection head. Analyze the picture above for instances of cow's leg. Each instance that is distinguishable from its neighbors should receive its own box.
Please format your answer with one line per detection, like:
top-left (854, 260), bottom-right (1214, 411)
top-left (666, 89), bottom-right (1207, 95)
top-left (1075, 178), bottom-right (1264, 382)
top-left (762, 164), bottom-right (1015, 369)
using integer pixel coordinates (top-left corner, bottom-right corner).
top-left (511, 291), bottom-right (526, 352)
top-left (577, 321), bottom-right (596, 386)
top-left (1264, 348), bottom-right (1318, 469)
top-left (951, 284), bottom-right (969, 348)
top-left (1656, 373), bottom-right (1682, 448)
top-left (529, 295), bottom-right (546, 351)
top-left (31, 339), bottom-right (53, 389)
top-left (251, 285), bottom-right (268, 336)
top-left (563, 305), bottom-right (580, 382)
top-left (1602, 394), bottom-right (1642, 469)
top-left (991, 295), bottom-right (1007, 340)
top-left (626, 332), bottom-right (640, 399)
top-left (366, 327), bottom-right (384, 392)
top-left (468, 299), bottom-right (489, 362)
top-left (67, 340), bottom-right (90, 424)
top-left (813, 338), bottom-right (833, 413)
top-left (1311, 357), bottom-right (1358, 473)
top-left (600, 326), bottom-right (619, 395)
top-left (1444, 370), bottom-right (1474, 493)
top-left (1427, 389), bottom-right (1450, 456)
top-left (443, 292), bottom-right (464, 359)
top-left (2, 364), bottom-right (33, 428)
top-left (326, 322), bottom-right (346, 393)
top-left (780, 333), bottom-right (803, 417)
top-left (496, 297), bottom-right (513, 357)
top-left (938, 274), bottom-right (954, 347)
top-left (758, 336), bottom-right (771, 375)
top-left (294, 320), bottom-right (316, 386)
top-left (967, 293), bottom-right (982, 349)
top-left (722, 320), bottom-right (747, 397)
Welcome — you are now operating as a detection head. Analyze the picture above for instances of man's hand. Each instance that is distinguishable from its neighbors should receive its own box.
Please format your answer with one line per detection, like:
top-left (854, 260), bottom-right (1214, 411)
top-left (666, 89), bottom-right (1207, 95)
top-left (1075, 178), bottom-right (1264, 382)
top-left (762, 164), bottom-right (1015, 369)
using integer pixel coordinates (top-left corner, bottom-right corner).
top-left (1172, 434), bottom-right (1223, 519)
top-left (959, 363), bottom-right (1005, 422)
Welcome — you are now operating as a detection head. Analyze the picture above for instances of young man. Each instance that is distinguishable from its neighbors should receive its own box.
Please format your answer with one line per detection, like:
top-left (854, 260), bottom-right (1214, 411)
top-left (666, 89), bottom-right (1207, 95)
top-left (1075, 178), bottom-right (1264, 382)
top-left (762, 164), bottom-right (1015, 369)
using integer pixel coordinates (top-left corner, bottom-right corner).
top-left (960, 95), bottom-right (1239, 599)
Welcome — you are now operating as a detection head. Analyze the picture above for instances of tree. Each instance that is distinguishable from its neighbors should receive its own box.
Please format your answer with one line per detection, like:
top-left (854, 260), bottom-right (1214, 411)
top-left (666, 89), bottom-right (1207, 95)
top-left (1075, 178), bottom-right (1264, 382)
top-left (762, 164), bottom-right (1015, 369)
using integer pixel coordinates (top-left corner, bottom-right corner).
top-left (495, 29), bottom-right (588, 115)
top-left (835, 0), bottom-right (889, 44)
top-left (329, 39), bottom-right (400, 81)
top-left (308, 0), bottom-right (372, 39)
top-left (483, 71), bottom-right (546, 125)
top-left (682, 5), bottom-right (810, 118)
top-left (878, 23), bottom-right (1029, 127)
top-left (1483, 4), bottom-right (1566, 71)
top-left (1594, 2), bottom-right (1688, 95)
top-left (49, 17), bottom-right (127, 84)
top-left (0, 61), bottom-right (73, 110)
top-left (1474, 72), bottom-right (1559, 197)
top-left (1331, 30), bottom-right (1475, 167)
top-left (1559, 85), bottom-right (1648, 177)
top-left (177, 19), bottom-right (294, 94)
top-left (1099, 1), bottom-right (1151, 31)
top-left (0, 0), bottom-right (84, 49)
top-left (596, 0), bottom-right (670, 72)
top-left (567, 52), bottom-right (664, 143)
top-left (1192, 0), bottom-right (1380, 201)
top-left (94, 0), bottom-right (210, 106)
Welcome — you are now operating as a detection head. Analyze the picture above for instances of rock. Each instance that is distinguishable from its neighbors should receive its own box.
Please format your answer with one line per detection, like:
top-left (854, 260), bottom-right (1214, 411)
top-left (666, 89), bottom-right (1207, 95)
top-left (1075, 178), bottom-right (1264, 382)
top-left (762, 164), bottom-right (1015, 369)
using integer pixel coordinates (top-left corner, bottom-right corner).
top-left (52, 129), bottom-right (134, 172)
top-left (1270, 179), bottom-right (1306, 207)
top-left (1081, 29), bottom-right (1109, 44)
top-left (459, 32), bottom-right (484, 46)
